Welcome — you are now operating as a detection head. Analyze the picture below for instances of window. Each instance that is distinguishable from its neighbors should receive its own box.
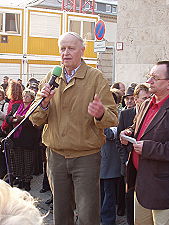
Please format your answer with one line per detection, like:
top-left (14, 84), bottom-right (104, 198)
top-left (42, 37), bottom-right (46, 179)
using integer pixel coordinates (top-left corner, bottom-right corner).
top-left (94, 3), bottom-right (97, 11)
top-left (83, 21), bottom-right (95, 40)
top-left (112, 6), bottom-right (117, 13)
top-left (106, 4), bottom-right (111, 13)
top-left (69, 19), bottom-right (95, 41)
top-left (69, 20), bottom-right (81, 35)
top-left (0, 11), bottom-right (21, 35)
top-left (30, 12), bottom-right (61, 38)
top-left (5, 13), bottom-right (20, 33)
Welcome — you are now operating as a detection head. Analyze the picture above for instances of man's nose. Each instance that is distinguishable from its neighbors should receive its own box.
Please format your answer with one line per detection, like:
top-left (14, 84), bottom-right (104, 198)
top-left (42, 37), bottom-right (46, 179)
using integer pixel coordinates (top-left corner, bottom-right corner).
top-left (146, 77), bottom-right (153, 84)
top-left (64, 48), bottom-right (70, 55)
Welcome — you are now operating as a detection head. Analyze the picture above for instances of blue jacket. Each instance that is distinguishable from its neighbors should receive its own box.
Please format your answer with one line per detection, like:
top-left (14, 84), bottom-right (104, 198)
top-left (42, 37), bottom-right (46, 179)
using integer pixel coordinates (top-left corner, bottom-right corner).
top-left (100, 127), bottom-right (121, 179)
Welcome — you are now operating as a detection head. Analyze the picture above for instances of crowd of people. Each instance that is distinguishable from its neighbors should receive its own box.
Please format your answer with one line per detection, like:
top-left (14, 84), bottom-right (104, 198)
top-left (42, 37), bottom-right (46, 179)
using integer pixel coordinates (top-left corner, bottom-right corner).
top-left (0, 77), bottom-right (42, 188)
top-left (0, 32), bottom-right (169, 225)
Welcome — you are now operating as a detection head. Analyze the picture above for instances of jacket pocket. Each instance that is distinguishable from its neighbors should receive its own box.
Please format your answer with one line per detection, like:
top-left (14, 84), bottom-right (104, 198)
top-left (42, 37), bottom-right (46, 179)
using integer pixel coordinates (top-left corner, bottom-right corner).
top-left (155, 173), bottom-right (169, 180)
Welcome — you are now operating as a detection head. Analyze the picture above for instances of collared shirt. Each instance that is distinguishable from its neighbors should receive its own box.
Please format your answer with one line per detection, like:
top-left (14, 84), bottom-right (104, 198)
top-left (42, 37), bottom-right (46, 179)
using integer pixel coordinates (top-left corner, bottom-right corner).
top-left (132, 94), bottom-right (169, 170)
top-left (64, 64), bottom-right (81, 83)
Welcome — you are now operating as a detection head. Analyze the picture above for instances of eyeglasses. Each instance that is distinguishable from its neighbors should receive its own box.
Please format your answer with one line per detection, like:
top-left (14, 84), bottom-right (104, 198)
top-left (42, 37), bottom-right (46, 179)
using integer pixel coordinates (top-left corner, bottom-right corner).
top-left (146, 74), bottom-right (169, 81)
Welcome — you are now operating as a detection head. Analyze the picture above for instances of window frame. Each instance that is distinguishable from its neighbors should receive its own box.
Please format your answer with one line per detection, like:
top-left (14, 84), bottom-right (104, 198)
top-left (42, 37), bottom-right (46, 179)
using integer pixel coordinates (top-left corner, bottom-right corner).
top-left (0, 9), bottom-right (22, 36)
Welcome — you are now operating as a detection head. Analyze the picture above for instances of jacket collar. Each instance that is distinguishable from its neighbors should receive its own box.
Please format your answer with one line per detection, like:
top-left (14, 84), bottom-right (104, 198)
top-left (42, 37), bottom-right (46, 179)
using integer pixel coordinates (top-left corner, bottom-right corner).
top-left (136, 97), bottom-right (169, 138)
top-left (59, 59), bottom-right (87, 81)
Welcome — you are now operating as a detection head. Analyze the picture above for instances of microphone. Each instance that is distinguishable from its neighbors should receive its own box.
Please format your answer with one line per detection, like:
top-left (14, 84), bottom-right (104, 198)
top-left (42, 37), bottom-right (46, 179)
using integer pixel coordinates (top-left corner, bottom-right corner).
top-left (48, 66), bottom-right (62, 88)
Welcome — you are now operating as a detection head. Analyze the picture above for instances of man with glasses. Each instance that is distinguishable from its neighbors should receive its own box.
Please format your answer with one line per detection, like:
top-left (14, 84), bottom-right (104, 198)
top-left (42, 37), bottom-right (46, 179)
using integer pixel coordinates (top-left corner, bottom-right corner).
top-left (120, 61), bottom-right (169, 225)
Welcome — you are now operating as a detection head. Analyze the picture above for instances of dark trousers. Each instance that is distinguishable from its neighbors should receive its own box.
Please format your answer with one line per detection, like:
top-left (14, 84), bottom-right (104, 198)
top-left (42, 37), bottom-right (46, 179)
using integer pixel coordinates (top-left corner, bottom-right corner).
top-left (117, 176), bottom-right (126, 214)
top-left (0, 150), bottom-right (7, 179)
top-left (42, 162), bottom-right (50, 190)
top-left (47, 149), bottom-right (101, 225)
top-left (126, 189), bottom-right (134, 225)
top-left (100, 178), bottom-right (120, 225)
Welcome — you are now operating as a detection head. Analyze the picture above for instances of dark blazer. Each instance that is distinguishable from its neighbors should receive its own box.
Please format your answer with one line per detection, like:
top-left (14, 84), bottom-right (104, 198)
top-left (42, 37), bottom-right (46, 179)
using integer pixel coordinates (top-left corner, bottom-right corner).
top-left (116, 107), bottom-right (136, 176)
top-left (133, 97), bottom-right (169, 210)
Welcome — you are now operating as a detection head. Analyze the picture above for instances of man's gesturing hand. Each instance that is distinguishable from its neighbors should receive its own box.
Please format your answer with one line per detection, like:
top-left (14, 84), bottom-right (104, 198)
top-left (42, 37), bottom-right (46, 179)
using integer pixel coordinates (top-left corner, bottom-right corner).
top-left (41, 83), bottom-right (55, 108)
top-left (88, 95), bottom-right (105, 120)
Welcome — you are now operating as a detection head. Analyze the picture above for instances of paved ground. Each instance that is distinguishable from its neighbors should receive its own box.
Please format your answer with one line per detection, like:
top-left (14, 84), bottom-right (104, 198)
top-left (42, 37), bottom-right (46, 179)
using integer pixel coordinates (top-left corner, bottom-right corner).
top-left (30, 174), bottom-right (128, 225)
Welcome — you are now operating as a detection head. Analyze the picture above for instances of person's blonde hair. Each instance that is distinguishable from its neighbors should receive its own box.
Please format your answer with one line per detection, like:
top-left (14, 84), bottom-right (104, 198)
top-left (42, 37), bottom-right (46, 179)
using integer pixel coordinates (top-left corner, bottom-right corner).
top-left (0, 180), bottom-right (44, 225)
top-left (134, 83), bottom-right (149, 97)
top-left (23, 88), bottom-right (35, 100)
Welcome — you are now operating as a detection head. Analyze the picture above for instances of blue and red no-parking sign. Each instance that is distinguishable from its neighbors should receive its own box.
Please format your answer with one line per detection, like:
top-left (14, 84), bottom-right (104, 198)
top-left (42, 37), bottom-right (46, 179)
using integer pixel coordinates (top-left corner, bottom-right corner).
top-left (94, 20), bottom-right (105, 40)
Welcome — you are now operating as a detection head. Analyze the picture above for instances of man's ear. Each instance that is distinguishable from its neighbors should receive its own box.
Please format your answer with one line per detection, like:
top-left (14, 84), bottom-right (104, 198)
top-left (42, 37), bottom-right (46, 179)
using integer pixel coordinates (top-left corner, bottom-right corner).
top-left (167, 80), bottom-right (169, 90)
top-left (81, 47), bottom-right (85, 56)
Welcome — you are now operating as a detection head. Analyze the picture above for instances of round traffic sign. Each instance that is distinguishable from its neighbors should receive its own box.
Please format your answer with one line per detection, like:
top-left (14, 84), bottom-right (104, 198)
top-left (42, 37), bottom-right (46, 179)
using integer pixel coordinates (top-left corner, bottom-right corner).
top-left (94, 20), bottom-right (105, 40)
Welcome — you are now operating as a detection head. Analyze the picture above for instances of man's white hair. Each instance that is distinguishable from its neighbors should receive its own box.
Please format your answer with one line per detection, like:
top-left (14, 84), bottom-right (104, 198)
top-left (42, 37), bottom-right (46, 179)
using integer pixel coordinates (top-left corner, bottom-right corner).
top-left (0, 180), bottom-right (44, 225)
top-left (58, 32), bottom-right (85, 48)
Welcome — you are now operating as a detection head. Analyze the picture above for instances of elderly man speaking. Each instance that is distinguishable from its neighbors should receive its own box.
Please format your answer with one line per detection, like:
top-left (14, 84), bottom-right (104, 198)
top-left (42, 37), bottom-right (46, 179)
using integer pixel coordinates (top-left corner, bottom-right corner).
top-left (28, 32), bottom-right (118, 225)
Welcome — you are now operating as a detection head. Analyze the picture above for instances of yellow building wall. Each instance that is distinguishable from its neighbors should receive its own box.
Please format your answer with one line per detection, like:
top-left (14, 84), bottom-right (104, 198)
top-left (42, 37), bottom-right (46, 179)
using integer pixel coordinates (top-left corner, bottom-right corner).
top-left (0, 7), bottom-right (23, 54)
top-left (0, 36), bottom-right (23, 54)
top-left (0, 7), bottom-right (97, 75)
top-left (27, 37), bottom-right (59, 55)
top-left (28, 60), bottom-right (96, 67)
top-left (84, 41), bottom-right (97, 58)
top-left (0, 59), bottom-right (21, 64)
top-left (28, 60), bottom-right (60, 65)
top-left (88, 64), bottom-right (96, 68)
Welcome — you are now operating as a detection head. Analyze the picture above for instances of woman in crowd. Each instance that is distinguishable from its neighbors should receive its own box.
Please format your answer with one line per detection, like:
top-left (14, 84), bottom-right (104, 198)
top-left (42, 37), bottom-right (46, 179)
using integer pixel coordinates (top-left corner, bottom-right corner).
top-left (0, 88), bottom-right (9, 178)
top-left (1, 80), bottom-right (23, 134)
top-left (0, 88), bottom-right (9, 130)
top-left (6, 88), bottom-right (38, 191)
top-left (0, 88), bottom-right (9, 139)
top-left (0, 179), bottom-right (43, 225)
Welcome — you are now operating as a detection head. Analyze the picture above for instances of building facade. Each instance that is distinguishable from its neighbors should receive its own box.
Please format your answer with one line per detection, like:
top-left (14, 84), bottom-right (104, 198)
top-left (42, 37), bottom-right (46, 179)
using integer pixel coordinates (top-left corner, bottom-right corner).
top-left (0, 0), bottom-right (117, 84)
top-left (37, 0), bottom-right (118, 83)
top-left (0, 5), bottom-right (98, 83)
top-left (116, 0), bottom-right (169, 86)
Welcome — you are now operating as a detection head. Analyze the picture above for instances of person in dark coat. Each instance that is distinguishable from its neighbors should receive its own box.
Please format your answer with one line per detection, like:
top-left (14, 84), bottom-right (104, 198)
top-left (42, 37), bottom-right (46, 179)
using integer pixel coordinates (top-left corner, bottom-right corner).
top-left (120, 61), bottom-right (169, 224)
top-left (117, 83), bottom-right (150, 225)
top-left (100, 89), bottom-right (122, 225)
top-left (1, 76), bottom-right (9, 93)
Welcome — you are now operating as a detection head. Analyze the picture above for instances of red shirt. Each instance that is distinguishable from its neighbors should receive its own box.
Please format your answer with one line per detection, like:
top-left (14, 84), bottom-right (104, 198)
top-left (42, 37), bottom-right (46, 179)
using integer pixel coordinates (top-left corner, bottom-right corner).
top-left (132, 94), bottom-right (169, 170)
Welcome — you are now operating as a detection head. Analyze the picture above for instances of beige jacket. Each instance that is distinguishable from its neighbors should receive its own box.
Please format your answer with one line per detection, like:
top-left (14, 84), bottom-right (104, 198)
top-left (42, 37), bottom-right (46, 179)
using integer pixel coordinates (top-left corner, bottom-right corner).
top-left (29, 60), bottom-right (118, 157)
